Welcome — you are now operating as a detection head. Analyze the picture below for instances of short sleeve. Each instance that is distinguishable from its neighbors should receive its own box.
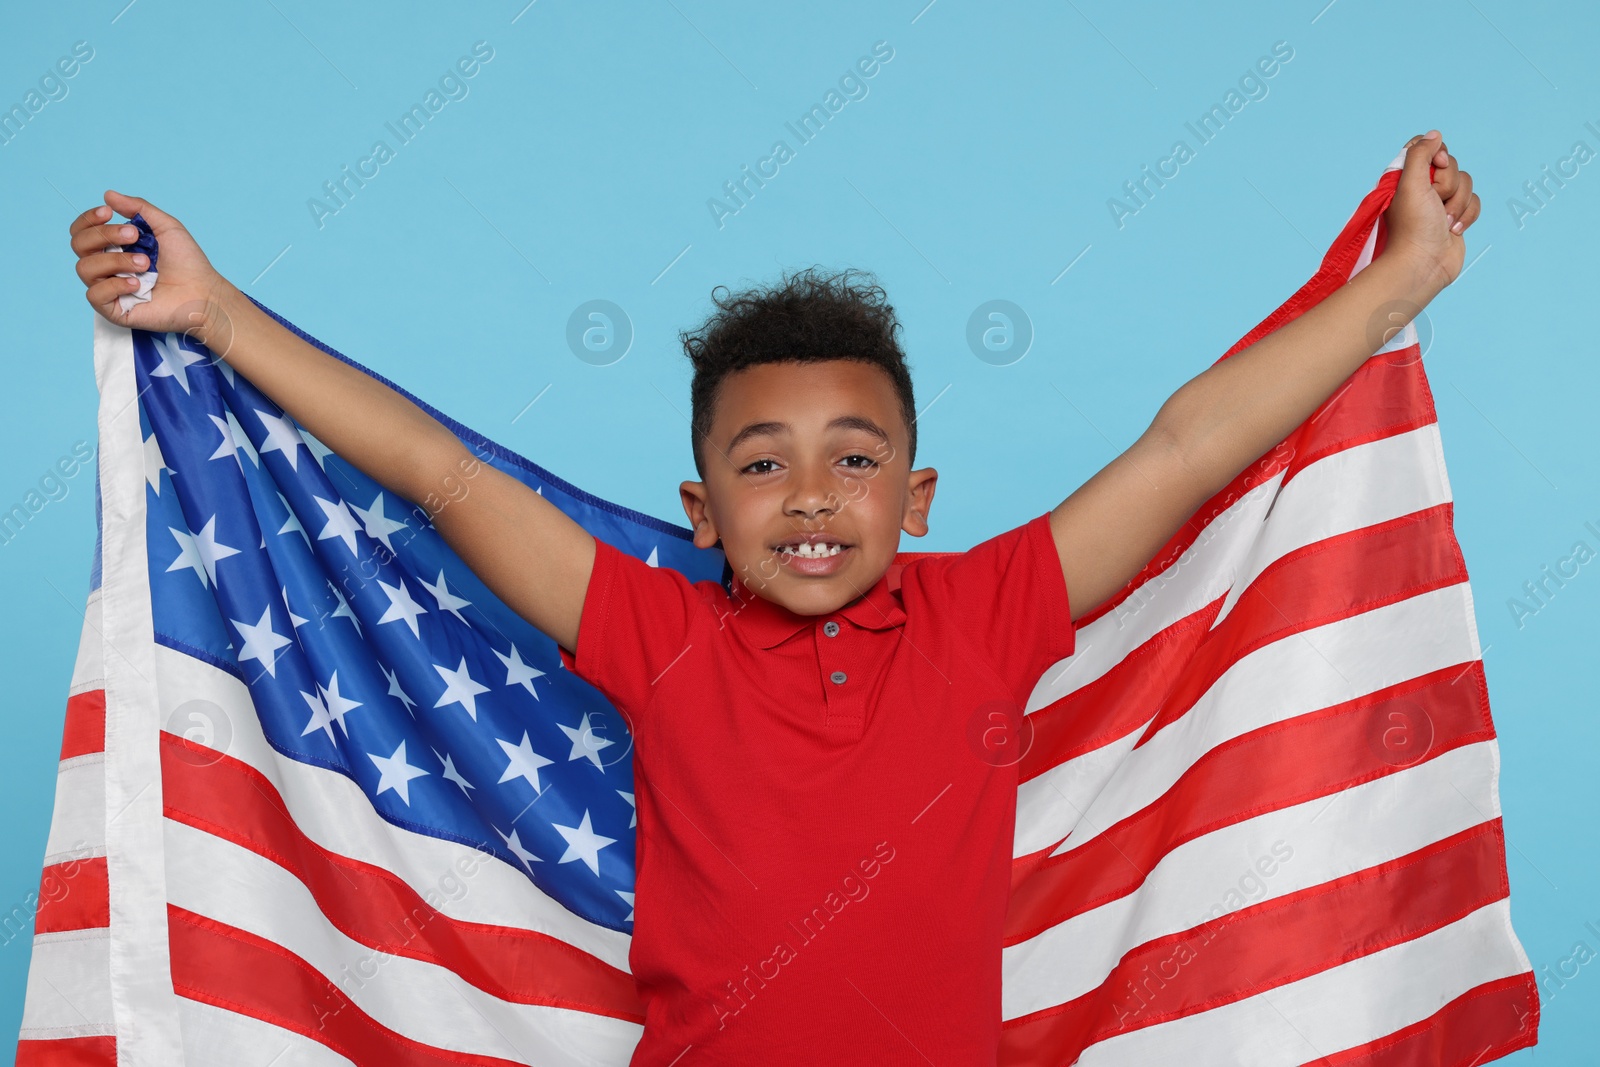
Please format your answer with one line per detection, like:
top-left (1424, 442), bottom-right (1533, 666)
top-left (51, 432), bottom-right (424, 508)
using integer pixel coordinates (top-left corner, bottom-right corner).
top-left (916, 510), bottom-right (1074, 708)
top-left (557, 536), bottom-right (701, 722)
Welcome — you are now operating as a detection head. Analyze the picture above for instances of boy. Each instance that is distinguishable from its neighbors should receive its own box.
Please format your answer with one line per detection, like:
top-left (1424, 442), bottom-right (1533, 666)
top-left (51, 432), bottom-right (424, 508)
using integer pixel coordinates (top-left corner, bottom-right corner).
top-left (68, 130), bottom-right (1478, 1064)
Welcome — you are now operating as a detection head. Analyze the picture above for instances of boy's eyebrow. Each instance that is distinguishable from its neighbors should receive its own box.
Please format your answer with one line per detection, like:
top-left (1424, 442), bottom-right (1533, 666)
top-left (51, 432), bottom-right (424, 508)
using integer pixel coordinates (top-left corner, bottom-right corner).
top-left (726, 415), bottom-right (891, 454)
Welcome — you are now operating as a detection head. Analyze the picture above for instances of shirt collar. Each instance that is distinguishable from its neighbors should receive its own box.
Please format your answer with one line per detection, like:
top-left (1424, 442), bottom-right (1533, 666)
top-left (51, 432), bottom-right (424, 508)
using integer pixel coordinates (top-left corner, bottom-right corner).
top-left (726, 561), bottom-right (909, 649)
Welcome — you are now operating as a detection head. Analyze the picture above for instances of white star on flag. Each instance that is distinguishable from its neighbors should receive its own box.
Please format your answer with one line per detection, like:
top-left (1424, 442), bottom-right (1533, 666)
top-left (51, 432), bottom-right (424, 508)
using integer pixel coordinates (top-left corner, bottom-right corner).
top-left (325, 579), bottom-right (362, 636)
top-left (281, 585), bottom-right (310, 630)
top-left (421, 570), bottom-right (472, 625)
top-left (494, 644), bottom-right (545, 699)
top-left (300, 428), bottom-right (334, 470)
top-left (300, 687), bottom-right (335, 744)
top-left (166, 515), bottom-right (240, 589)
top-left (495, 826), bottom-right (541, 871)
top-left (551, 810), bottom-right (616, 876)
top-left (433, 748), bottom-right (475, 796)
top-left (206, 411), bottom-right (260, 470)
top-left (276, 492), bottom-right (310, 549)
top-left (255, 408), bottom-right (308, 471)
top-left (496, 731), bottom-right (555, 794)
top-left (144, 431), bottom-right (170, 494)
top-left (313, 496), bottom-right (362, 555)
top-left (433, 656), bottom-right (491, 720)
top-left (377, 577), bottom-right (429, 638)
top-left (149, 333), bottom-right (207, 393)
top-left (229, 605), bottom-right (292, 679)
top-left (559, 712), bottom-right (615, 769)
top-left (206, 414), bottom-right (236, 463)
top-left (368, 741), bottom-right (429, 805)
top-left (228, 410), bottom-right (259, 467)
top-left (616, 889), bottom-right (635, 921)
top-left (352, 492), bottom-right (408, 553)
top-left (319, 670), bottom-right (363, 737)
top-left (616, 789), bottom-right (636, 829)
top-left (382, 664), bottom-right (417, 715)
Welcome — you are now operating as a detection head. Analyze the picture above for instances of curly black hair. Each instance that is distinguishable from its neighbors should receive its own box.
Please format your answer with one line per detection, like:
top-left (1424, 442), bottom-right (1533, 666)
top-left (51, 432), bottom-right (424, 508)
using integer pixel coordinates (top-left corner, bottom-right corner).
top-left (679, 266), bottom-right (916, 481)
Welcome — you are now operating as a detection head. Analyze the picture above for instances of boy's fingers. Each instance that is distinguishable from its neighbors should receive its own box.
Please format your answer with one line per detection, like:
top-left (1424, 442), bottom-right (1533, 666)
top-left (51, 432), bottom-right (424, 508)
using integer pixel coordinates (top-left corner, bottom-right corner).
top-left (75, 249), bottom-right (147, 285)
top-left (1430, 147), bottom-right (1460, 198)
top-left (71, 221), bottom-right (144, 258)
top-left (68, 204), bottom-right (112, 238)
top-left (1442, 171), bottom-right (1474, 223)
top-left (85, 274), bottom-right (138, 314)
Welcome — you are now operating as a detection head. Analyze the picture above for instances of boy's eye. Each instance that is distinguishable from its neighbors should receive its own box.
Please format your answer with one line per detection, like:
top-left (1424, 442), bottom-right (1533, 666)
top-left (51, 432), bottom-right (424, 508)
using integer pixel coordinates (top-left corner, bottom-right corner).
top-left (739, 455), bottom-right (877, 475)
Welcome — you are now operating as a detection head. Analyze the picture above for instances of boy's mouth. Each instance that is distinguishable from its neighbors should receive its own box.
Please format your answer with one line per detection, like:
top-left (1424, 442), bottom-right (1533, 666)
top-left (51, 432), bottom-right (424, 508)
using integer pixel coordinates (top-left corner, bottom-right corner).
top-left (770, 533), bottom-right (853, 574)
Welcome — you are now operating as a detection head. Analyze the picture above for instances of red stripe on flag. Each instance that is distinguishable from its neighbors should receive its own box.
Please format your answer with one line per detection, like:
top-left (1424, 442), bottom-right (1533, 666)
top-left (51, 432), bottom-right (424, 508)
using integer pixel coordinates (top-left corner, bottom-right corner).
top-left (33, 856), bottom-right (110, 934)
top-left (1000, 822), bottom-right (1511, 1065)
top-left (1008, 664), bottom-right (1494, 937)
top-left (1132, 504), bottom-right (1467, 748)
top-left (60, 690), bottom-right (106, 761)
top-left (15, 1036), bottom-right (116, 1066)
top-left (167, 905), bottom-right (531, 1067)
top-left (160, 733), bottom-right (646, 1023)
top-left (1309, 972), bottom-right (1538, 1066)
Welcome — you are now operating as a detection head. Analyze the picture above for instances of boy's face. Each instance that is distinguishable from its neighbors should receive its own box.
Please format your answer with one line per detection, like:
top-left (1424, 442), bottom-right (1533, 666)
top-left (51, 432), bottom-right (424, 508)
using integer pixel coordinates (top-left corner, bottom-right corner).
top-left (679, 359), bottom-right (937, 617)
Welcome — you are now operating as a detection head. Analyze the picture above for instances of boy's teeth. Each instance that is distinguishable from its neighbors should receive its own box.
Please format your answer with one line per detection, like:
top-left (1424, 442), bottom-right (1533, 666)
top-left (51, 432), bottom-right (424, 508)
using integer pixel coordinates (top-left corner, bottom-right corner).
top-left (782, 542), bottom-right (843, 558)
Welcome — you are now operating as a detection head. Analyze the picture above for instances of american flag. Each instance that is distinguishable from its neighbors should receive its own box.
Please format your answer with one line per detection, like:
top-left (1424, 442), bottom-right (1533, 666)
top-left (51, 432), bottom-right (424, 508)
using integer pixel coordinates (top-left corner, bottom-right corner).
top-left (16, 150), bottom-right (1537, 1066)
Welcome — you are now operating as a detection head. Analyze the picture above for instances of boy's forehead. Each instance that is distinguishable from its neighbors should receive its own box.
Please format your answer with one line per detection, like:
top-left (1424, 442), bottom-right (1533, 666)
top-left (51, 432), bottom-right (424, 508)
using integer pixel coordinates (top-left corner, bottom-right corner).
top-left (714, 360), bottom-right (903, 439)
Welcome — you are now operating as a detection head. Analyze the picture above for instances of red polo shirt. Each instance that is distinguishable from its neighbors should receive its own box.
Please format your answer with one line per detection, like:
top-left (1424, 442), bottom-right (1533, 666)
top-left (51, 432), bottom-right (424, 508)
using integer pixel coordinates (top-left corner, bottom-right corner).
top-left (557, 511), bottom-right (1074, 1065)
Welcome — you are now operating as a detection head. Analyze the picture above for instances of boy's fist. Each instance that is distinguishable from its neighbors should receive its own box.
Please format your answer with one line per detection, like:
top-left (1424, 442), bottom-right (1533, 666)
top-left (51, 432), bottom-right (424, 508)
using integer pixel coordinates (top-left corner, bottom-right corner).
top-left (1381, 130), bottom-right (1480, 292)
top-left (70, 190), bottom-right (234, 344)
top-left (1419, 133), bottom-right (1478, 235)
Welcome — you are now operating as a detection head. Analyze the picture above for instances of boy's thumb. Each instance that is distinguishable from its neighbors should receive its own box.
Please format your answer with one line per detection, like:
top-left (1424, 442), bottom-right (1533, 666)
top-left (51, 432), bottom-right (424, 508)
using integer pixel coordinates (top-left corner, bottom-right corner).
top-left (105, 189), bottom-right (176, 229)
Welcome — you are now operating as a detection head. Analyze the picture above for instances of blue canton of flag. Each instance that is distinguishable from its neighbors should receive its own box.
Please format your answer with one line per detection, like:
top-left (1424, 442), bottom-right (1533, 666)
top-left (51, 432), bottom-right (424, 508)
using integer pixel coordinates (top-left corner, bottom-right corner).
top-left (136, 299), bottom-right (725, 933)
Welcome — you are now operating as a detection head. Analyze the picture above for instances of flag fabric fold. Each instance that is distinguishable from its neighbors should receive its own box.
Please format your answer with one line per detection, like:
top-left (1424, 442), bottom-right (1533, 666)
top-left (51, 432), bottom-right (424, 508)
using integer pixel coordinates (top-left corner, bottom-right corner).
top-left (17, 151), bottom-right (1537, 1066)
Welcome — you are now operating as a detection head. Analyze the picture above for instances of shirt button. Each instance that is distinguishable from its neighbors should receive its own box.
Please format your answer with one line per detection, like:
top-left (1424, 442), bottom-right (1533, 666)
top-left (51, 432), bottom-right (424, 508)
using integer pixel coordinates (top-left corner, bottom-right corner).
top-left (829, 670), bottom-right (847, 685)
top-left (823, 621), bottom-right (840, 637)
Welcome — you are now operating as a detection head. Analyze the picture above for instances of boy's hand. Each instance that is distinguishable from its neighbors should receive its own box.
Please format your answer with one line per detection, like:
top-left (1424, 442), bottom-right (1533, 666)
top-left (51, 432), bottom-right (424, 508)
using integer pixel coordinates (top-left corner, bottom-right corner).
top-left (70, 190), bottom-right (234, 343)
top-left (1379, 130), bottom-right (1480, 293)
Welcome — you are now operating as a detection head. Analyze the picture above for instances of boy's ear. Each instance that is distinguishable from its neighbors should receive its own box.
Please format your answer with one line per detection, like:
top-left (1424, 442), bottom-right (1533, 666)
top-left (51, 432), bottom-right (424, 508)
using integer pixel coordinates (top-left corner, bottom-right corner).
top-left (680, 479), bottom-right (719, 549)
top-left (902, 466), bottom-right (937, 537)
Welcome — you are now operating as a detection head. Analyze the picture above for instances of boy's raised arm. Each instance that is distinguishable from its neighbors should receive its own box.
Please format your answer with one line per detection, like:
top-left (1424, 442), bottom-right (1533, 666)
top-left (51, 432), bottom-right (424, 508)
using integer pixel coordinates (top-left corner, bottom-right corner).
top-left (71, 191), bottom-right (595, 654)
top-left (1049, 131), bottom-right (1480, 622)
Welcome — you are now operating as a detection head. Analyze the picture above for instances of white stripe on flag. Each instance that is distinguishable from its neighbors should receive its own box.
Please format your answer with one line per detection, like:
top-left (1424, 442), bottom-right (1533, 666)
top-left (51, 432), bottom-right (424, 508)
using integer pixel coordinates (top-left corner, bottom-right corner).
top-left (69, 588), bottom-right (106, 692)
top-left (177, 997), bottom-right (356, 1066)
top-left (1002, 738), bottom-right (1504, 1018)
top-left (1212, 425), bottom-right (1452, 624)
top-left (1073, 899), bottom-right (1529, 1066)
top-left (42, 757), bottom-right (108, 862)
top-left (1053, 582), bottom-right (1480, 859)
top-left (17, 929), bottom-right (116, 1038)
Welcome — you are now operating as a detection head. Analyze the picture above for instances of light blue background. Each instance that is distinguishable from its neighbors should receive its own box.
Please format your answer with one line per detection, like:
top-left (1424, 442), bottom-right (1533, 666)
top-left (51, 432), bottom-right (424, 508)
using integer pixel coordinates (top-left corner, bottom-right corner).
top-left (2, 1), bottom-right (1594, 1060)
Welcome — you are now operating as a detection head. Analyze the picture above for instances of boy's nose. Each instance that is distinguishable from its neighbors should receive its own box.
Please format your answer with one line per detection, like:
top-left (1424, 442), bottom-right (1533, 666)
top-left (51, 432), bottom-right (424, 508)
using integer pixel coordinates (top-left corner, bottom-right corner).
top-left (783, 464), bottom-right (840, 520)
